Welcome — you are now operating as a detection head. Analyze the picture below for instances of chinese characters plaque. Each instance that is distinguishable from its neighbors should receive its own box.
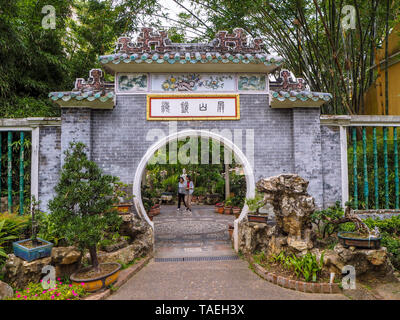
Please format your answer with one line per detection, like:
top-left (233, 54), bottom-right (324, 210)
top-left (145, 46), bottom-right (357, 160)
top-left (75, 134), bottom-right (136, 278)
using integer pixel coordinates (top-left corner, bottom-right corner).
top-left (146, 94), bottom-right (240, 120)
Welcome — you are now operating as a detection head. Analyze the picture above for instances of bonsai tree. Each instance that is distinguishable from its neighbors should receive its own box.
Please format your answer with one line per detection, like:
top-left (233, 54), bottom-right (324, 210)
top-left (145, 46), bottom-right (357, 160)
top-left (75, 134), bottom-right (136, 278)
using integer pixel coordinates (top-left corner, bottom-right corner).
top-left (48, 142), bottom-right (122, 272)
top-left (30, 196), bottom-right (40, 246)
top-left (245, 194), bottom-right (265, 214)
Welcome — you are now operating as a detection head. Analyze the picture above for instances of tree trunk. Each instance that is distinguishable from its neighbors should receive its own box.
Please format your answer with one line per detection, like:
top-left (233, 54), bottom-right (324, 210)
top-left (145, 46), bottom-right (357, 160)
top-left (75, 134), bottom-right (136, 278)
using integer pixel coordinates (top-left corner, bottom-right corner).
top-left (225, 163), bottom-right (230, 200)
top-left (89, 245), bottom-right (100, 272)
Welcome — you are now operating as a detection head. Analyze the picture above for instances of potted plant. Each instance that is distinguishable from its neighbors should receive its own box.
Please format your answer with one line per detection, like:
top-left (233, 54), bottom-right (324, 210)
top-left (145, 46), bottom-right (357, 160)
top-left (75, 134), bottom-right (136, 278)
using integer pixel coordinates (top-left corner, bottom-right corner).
top-left (149, 204), bottom-right (161, 216)
top-left (215, 202), bottom-right (224, 214)
top-left (224, 198), bottom-right (233, 215)
top-left (48, 142), bottom-right (123, 293)
top-left (112, 182), bottom-right (134, 214)
top-left (228, 224), bottom-right (234, 239)
top-left (336, 203), bottom-right (381, 249)
top-left (12, 197), bottom-right (53, 262)
top-left (246, 194), bottom-right (267, 223)
top-left (231, 196), bottom-right (243, 218)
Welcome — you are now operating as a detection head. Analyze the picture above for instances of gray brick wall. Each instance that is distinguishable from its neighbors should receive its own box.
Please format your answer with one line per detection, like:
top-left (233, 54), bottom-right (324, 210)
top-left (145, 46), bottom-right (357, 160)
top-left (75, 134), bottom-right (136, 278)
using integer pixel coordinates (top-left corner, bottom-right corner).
top-left (91, 94), bottom-right (295, 185)
top-left (61, 108), bottom-right (91, 164)
top-left (292, 108), bottom-right (323, 206)
top-left (36, 94), bottom-right (344, 210)
top-left (38, 126), bottom-right (61, 211)
top-left (321, 125), bottom-right (342, 207)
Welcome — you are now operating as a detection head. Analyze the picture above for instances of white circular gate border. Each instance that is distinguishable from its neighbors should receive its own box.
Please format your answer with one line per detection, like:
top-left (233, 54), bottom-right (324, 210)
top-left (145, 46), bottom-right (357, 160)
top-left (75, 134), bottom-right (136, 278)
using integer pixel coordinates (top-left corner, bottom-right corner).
top-left (132, 129), bottom-right (256, 252)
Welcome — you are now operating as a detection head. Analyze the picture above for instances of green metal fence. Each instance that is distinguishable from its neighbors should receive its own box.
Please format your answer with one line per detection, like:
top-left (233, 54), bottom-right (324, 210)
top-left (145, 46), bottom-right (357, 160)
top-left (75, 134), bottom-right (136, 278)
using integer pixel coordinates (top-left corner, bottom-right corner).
top-left (349, 126), bottom-right (400, 210)
top-left (0, 131), bottom-right (30, 214)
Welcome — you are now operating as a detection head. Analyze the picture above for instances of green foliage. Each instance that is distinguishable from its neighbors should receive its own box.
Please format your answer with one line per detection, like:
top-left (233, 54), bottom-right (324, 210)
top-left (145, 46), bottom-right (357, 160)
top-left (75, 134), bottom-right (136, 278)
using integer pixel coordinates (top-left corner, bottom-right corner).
top-left (245, 194), bottom-right (265, 214)
top-left (270, 251), bottom-right (325, 282)
top-left (252, 251), bottom-right (266, 266)
top-left (0, 213), bottom-right (30, 260)
top-left (0, 0), bottom-right (160, 118)
top-left (311, 201), bottom-right (344, 238)
top-left (35, 211), bottom-right (65, 246)
top-left (0, 220), bottom-right (16, 259)
top-left (99, 232), bottom-right (129, 249)
top-left (48, 142), bottom-right (122, 268)
top-left (7, 281), bottom-right (87, 300)
top-left (167, 0), bottom-right (400, 115)
top-left (143, 138), bottom-right (246, 205)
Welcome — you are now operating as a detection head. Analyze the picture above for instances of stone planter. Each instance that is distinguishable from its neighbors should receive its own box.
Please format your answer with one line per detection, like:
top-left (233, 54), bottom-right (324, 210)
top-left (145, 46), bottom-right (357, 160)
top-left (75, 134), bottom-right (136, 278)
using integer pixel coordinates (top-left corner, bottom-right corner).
top-left (338, 231), bottom-right (381, 249)
top-left (247, 214), bottom-right (268, 223)
top-left (70, 262), bottom-right (121, 293)
top-left (113, 203), bottom-right (133, 214)
top-left (13, 238), bottom-right (53, 262)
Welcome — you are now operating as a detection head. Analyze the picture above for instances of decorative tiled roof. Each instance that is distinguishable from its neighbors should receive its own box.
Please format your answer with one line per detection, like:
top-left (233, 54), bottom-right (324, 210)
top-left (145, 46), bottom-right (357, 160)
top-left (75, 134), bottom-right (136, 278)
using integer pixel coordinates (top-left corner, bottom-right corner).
top-left (271, 90), bottom-right (332, 102)
top-left (99, 27), bottom-right (283, 69)
top-left (49, 69), bottom-right (115, 108)
top-left (269, 70), bottom-right (332, 107)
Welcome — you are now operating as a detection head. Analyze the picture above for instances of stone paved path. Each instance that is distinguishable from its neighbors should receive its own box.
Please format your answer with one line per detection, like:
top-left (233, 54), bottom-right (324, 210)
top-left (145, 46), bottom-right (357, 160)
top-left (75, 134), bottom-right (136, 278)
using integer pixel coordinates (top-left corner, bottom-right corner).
top-left (108, 205), bottom-right (347, 300)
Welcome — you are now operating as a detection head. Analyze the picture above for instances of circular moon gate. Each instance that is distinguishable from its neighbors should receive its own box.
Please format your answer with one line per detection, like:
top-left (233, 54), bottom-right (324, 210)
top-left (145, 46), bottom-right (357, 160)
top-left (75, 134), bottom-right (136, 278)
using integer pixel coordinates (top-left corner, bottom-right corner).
top-left (132, 129), bottom-right (256, 252)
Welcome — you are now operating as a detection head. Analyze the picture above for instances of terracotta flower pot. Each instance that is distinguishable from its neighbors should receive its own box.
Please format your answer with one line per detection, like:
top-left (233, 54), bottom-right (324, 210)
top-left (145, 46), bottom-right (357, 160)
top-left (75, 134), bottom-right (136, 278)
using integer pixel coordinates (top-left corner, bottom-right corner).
top-left (228, 225), bottom-right (234, 239)
top-left (232, 207), bottom-right (241, 218)
top-left (224, 206), bottom-right (232, 215)
top-left (215, 203), bottom-right (224, 213)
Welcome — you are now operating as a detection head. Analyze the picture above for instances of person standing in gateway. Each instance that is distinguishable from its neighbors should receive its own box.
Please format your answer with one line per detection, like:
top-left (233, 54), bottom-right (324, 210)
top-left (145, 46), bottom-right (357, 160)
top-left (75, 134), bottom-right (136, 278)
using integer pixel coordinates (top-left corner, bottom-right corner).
top-left (177, 176), bottom-right (187, 212)
top-left (185, 175), bottom-right (194, 212)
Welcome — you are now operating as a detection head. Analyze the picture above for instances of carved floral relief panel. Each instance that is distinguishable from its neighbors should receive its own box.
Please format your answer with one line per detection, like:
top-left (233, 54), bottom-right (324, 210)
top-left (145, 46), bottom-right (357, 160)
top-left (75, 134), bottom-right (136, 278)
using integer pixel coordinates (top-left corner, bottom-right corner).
top-left (151, 73), bottom-right (235, 92)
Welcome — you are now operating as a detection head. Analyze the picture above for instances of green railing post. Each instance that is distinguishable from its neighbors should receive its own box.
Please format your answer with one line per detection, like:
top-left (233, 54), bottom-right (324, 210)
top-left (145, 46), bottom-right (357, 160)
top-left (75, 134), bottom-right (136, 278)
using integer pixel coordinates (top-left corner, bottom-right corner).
top-left (394, 127), bottom-right (399, 209)
top-left (362, 127), bottom-right (369, 209)
top-left (352, 127), bottom-right (358, 209)
top-left (373, 127), bottom-right (379, 209)
top-left (0, 132), bottom-right (2, 202)
top-left (383, 127), bottom-right (389, 209)
top-left (19, 132), bottom-right (24, 215)
top-left (7, 132), bottom-right (12, 213)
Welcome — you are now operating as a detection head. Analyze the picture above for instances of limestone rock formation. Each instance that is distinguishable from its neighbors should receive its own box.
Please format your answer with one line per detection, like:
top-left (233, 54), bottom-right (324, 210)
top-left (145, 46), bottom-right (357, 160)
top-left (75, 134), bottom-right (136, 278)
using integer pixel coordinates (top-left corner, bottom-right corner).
top-left (0, 280), bottom-right (13, 300)
top-left (51, 246), bottom-right (82, 278)
top-left (255, 174), bottom-right (315, 253)
top-left (320, 244), bottom-right (396, 281)
top-left (4, 255), bottom-right (52, 289)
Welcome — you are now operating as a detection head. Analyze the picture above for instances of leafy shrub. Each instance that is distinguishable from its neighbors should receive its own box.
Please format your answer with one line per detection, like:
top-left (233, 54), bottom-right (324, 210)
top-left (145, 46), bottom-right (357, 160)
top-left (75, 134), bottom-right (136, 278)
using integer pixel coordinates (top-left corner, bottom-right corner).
top-left (0, 213), bottom-right (30, 258)
top-left (7, 280), bottom-right (87, 300)
top-left (35, 211), bottom-right (65, 246)
top-left (245, 194), bottom-right (265, 214)
top-left (48, 142), bottom-right (122, 271)
top-left (270, 251), bottom-right (325, 282)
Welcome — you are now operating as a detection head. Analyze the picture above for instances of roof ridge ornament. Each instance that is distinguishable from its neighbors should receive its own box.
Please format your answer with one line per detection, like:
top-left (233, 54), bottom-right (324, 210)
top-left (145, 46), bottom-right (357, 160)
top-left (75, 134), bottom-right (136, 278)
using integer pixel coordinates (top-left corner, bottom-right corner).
top-left (270, 69), bottom-right (307, 91)
top-left (213, 28), bottom-right (264, 53)
top-left (74, 69), bottom-right (106, 92)
top-left (115, 27), bottom-right (265, 54)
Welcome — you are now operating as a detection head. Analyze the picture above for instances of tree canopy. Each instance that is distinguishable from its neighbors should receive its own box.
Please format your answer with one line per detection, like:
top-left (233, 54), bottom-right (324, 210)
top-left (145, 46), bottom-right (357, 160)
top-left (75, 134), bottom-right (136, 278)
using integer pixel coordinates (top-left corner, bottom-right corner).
top-left (1, 0), bottom-right (399, 117)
